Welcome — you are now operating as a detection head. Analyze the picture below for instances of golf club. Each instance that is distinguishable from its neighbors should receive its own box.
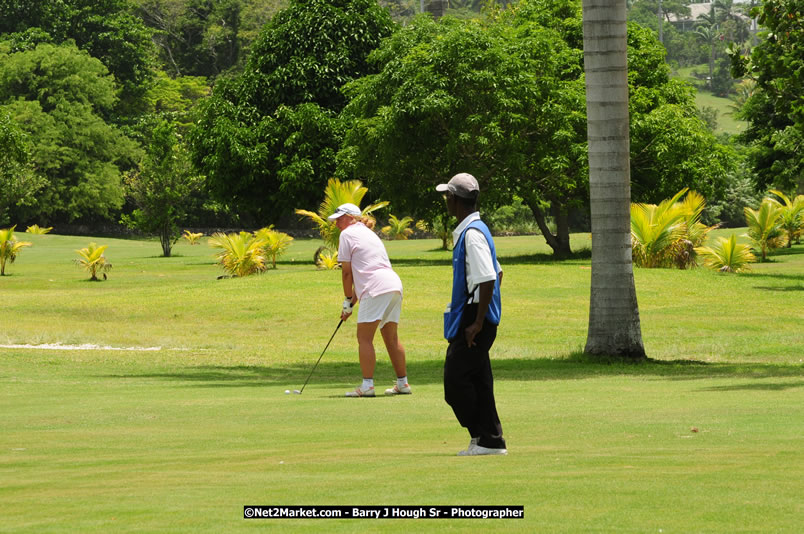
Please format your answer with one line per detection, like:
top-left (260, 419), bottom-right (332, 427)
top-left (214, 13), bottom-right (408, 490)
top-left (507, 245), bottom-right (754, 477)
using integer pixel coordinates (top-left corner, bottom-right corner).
top-left (292, 318), bottom-right (343, 395)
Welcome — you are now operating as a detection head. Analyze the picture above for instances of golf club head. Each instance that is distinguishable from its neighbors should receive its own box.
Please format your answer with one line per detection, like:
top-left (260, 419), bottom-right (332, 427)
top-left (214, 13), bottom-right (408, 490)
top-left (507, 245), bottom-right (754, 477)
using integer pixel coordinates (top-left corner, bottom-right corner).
top-left (293, 389), bottom-right (302, 395)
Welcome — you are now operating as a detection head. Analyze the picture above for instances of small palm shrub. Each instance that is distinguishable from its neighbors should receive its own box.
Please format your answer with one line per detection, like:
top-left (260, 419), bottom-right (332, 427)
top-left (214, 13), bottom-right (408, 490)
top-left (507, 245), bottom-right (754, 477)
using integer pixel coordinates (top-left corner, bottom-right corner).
top-left (631, 189), bottom-right (713, 268)
top-left (26, 225), bottom-right (52, 234)
top-left (0, 226), bottom-right (33, 276)
top-left (743, 199), bottom-right (785, 261)
top-left (254, 227), bottom-right (293, 268)
top-left (381, 214), bottom-right (414, 240)
top-left (182, 230), bottom-right (203, 245)
top-left (316, 250), bottom-right (340, 270)
top-left (74, 243), bottom-right (112, 281)
top-left (415, 214), bottom-right (454, 250)
top-left (209, 231), bottom-right (267, 277)
top-left (295, 178), bottom-right (388, 254)
top-left (768, 190), bottom-right (803, 247)
top-left (695, 234), bottom-right (756, 273)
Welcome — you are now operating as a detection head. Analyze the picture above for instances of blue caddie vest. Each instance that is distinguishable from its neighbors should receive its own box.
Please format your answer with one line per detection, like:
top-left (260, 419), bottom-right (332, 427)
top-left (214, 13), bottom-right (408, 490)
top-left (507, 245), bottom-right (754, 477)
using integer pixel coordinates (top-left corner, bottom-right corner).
top-left (444, 220), bottom-right (502, 340)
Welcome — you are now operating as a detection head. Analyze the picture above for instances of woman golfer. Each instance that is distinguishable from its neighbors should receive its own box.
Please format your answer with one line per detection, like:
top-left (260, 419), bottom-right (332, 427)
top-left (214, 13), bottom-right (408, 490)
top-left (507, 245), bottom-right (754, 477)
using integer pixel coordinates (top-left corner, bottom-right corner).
top-left (329, 203), bottom-right (411, 397)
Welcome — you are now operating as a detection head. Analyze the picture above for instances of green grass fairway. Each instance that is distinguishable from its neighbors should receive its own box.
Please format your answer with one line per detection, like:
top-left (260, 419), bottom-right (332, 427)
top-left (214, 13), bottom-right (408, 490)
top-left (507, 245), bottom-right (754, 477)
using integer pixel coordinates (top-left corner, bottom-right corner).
top-left (671, 64), bottom-right (748, 136)
top-left (1, 231), bottom-right (802, 532)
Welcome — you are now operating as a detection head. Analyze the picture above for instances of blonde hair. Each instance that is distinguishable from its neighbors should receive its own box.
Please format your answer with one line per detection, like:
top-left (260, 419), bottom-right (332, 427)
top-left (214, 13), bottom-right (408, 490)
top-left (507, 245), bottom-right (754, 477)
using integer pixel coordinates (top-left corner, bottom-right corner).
top-left (352, 214), bottom-right (376, 230)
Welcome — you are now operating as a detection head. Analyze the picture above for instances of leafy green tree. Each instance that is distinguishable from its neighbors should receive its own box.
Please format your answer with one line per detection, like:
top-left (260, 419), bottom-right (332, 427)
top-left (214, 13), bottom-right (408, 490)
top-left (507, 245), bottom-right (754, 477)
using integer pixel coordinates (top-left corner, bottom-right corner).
top-left (74, 242), bottom-right (113, 281)
top-left (122, 120), bottom-right (202, 257)
top-left (0, 110), bottom-right (43, 226)
top-left (0, 43), bottom-right (140, 223)
top-left (0, 226), bottom-right (32, 276)
top-left (0, 0), bottom-right (154, 113)
top-left (189, 0), bottom-right (395, 224)
top-left (134, 0), bottom-right (243, 78)
top-left (339, 0), bottom-right (730, 256)
top-left (729, 0), bottom-right (804, 194)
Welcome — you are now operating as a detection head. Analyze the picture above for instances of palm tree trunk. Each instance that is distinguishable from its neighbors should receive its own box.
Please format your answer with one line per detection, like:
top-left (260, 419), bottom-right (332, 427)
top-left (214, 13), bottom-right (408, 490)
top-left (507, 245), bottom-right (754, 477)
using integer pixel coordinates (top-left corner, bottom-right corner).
top-left (582, 0), bottom-right (646, 359)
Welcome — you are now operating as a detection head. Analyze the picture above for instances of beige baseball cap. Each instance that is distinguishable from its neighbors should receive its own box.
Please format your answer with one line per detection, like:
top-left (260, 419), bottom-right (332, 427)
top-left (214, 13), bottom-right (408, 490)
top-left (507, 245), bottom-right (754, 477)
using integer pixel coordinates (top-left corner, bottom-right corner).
top-left (436, 173), bottom-right (479, 198)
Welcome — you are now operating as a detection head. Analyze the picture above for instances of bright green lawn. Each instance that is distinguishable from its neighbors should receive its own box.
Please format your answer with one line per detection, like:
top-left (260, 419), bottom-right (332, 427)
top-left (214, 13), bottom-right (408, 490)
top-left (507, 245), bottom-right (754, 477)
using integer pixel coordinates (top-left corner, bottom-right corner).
top-left (1, 231), bottom-right (802, 532)
top-left (670, 64), bottom-right (747, 136)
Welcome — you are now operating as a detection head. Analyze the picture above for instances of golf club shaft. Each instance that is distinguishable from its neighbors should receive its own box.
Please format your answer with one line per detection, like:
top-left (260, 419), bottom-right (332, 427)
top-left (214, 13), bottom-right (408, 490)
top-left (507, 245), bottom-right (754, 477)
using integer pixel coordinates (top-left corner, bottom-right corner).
top-left (298, 318), bottom-right (343, 394)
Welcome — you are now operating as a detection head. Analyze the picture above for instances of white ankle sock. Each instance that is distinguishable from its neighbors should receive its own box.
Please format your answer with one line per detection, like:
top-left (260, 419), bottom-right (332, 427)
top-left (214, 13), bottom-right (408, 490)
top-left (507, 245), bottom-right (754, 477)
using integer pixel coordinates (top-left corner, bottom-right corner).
top-left (362, 378), bottom-right (374, 390)
top-left (397, 376), bottom-right (408, 388)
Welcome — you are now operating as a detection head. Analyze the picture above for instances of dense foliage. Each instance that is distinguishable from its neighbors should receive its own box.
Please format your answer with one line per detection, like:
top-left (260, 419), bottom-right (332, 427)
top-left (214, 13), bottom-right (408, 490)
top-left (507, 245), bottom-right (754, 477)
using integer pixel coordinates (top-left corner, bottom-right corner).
top-left (0, 43), bottom-right (140, 223)
top-left (189, 0), bottom-right (395, 225)
top-left (339, 0), bottom-right (731, 255)
top-left (0, 0), bottom-right (154, 112)
top-left (730, 0), bottom-right (803, 193)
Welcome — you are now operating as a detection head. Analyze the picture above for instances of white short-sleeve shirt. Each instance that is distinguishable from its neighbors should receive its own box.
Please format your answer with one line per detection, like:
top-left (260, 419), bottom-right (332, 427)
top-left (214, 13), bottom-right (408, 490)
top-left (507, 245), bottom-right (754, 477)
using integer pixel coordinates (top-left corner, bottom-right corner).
top-left (338, 222), bottom-right (403, 299)
top-left (452, 212), bottom-right (502, 304)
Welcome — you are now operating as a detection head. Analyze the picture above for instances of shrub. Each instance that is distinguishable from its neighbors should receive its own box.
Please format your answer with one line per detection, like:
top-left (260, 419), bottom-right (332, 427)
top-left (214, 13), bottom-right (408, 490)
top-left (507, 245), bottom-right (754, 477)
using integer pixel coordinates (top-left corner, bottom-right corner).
top-left (381, 215), bottom-right (414, 240)
top-left (0, 226), bottom-right (33, 276)
top-left (295, 178), bottom-right (387, 254)
top-left (209, 232), bottom-right (267, 277)
top-left (768, 190), bottom-right (804, 247)
top-left (695, 234), bottom-right (756, 273)
top-left (743, 199), bottom-right (785, 261)
top-left (631, 189), bottom-right (714, 268)
top-left (74, 243), bottom-right (112, 281)
top-left (254, 227), bottom-right (293, 268)
top-left (26, 225), bottom-right (52, 234)
top-left (182, 230), bottom-right (203, 245)
top-left (316, 250), bottom-right (340, 270)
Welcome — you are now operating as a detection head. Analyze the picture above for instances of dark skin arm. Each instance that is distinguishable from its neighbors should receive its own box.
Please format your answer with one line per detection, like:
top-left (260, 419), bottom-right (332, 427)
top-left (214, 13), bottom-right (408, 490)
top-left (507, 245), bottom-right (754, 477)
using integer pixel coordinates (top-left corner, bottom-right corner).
top-left (464, 269), bottom-right (502, 347)
top-left (464, 280), bottom-right (494, 347)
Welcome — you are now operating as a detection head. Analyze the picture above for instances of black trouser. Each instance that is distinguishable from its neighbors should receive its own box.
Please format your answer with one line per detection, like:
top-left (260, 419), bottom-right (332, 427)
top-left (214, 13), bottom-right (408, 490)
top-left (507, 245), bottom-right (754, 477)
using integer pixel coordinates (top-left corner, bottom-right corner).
top-left (443, 304), bottom-right (506, 449)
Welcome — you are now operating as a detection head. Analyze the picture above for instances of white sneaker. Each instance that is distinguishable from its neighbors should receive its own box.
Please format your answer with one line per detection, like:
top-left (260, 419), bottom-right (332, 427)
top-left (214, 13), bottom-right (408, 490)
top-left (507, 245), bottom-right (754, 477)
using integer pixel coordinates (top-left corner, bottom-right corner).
top-left (384, 383), bottom-right (412, 395)
top-left (457, 438), bottom-right (478, 456)
top-left (345, 385), bottom-right (375, 397)
top-left (458, 440), bottom-right (507, 456)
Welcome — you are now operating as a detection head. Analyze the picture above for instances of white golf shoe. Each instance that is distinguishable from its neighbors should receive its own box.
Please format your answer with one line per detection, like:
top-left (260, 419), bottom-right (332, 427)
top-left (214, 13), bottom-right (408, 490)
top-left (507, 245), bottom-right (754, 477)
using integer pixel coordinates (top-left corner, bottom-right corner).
top-left (384, 383), bottom-right (412, 395)
top-left (458, 438), bottom-right (507, 456)
top-left (345, 385), bottom-right (375, 397)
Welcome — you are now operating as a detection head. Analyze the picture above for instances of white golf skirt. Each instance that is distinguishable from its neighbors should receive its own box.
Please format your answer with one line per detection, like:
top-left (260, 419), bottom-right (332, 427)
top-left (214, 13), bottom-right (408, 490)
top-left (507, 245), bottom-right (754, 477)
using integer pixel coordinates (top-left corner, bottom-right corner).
top-left (357, 291), bottom-right (402, 328)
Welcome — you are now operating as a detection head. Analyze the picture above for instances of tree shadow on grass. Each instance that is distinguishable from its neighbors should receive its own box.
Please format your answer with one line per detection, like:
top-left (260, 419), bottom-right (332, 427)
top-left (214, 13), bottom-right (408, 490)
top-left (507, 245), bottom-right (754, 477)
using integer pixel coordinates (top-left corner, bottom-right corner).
top-left (100, 355), bottom-right (803, 389)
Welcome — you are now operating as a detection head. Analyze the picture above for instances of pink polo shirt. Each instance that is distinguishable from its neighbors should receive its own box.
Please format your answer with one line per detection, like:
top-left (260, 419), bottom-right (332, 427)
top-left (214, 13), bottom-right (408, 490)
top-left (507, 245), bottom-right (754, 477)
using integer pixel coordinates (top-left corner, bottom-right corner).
top-left (337, 222), bottom-right (403, 299)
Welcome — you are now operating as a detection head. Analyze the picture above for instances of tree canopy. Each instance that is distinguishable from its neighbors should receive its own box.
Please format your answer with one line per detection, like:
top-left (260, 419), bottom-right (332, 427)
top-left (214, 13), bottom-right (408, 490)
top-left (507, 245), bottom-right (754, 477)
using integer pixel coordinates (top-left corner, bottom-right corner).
top-left (337, 0), bottom-right (732, 255)
top-left (0, 43), bottom-right (139, 223)
top-left (0, 0), bottom-right (154, 112)
top-left (730, 0), bottom-right (803, 193)
top-left (189, 0), bottom-right (396, 224)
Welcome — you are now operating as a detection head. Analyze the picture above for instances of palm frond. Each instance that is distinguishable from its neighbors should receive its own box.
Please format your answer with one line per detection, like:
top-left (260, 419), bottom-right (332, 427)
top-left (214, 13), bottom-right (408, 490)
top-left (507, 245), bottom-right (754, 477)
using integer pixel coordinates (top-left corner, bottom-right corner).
top-left (296, 178), bottom-right (388, 253)
top-left (696, 234), bottom-right (755, 273)
top-left (74, 243), bottom-right (112, 281)
top-left (0, 226), bottom-right (33, 275)
top-left (209, 232), bottom-right (267, 277)
top-left (744, 199), bottom-right (784, 260)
